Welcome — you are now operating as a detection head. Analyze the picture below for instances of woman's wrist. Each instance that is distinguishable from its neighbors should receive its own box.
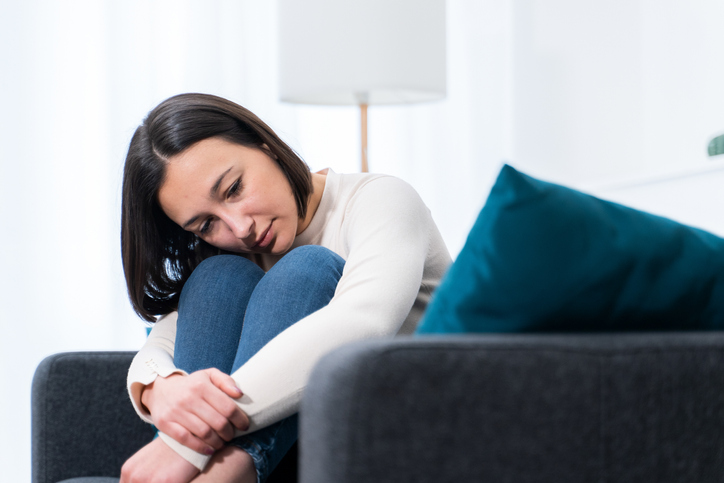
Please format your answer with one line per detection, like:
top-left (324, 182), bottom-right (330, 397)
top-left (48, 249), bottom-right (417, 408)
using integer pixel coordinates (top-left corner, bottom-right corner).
top-left (140, 373), bottom-right (185, 416)
top-left (139, 380), bottom-right (155, 414)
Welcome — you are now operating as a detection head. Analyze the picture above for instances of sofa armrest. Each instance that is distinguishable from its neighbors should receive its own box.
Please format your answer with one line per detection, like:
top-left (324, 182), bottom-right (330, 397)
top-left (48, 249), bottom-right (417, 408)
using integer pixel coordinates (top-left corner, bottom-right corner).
top-left (32, 351), bottom-right (156, 483)
top-left (300, 333), bottom-right (724, 483)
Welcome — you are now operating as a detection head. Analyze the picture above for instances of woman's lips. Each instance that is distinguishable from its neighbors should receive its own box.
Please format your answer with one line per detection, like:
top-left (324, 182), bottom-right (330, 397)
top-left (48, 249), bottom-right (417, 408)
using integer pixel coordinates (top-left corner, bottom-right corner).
top-left (254, 223), bottom-right (273, 249)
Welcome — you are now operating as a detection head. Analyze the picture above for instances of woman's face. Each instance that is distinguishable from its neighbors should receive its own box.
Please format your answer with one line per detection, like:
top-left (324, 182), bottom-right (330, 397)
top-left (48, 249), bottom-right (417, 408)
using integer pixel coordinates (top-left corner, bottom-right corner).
top-left (157, 137), bottom-right (302, 255)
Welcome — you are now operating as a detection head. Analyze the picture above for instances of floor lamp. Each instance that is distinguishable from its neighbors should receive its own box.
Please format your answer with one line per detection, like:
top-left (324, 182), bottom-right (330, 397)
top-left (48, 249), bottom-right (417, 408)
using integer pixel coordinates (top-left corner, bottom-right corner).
top-left (278, 0), bottom-right (446, 172)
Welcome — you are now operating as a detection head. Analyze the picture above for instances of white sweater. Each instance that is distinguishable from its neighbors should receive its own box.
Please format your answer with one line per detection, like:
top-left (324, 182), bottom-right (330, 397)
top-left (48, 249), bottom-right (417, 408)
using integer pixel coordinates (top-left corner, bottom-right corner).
top-left (126, 170), bottom-right (452, 469)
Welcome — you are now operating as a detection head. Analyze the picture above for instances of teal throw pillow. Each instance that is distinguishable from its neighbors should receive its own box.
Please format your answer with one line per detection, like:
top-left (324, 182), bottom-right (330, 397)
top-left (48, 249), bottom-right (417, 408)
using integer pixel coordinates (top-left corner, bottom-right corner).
top-left (417, 164), bottom-right (724, 334)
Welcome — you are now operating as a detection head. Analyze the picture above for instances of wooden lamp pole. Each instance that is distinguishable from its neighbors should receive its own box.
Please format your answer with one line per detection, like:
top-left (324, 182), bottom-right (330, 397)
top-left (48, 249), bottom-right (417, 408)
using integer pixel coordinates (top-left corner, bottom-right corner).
top-left (360, 102), bottom-right (369, 173)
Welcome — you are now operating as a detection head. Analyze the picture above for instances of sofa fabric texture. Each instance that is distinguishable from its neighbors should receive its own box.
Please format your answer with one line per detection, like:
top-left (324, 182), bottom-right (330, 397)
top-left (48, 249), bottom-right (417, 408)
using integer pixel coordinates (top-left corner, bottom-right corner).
top-left (300, 333), bottom-right (724, 483)
top-left (34, 335), bottom-right (724, 482)
top-left (32, 351), bottom-right (298, 483)
top-left (32, 352), bottom-right (156, 483)
top-left (417, 164), bottom-right (724, 335)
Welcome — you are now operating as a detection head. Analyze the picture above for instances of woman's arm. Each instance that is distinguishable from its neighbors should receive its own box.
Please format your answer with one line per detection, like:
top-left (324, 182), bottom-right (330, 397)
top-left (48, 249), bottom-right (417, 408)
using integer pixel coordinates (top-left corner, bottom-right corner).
top-left (161, 175), bottom-right (449, 468)
top-left (127, 312), bottom-right (182, 424)
top-left (232, 176), bottom-right (437, 421)
top-left (127, 313), bottom-right (250, 455)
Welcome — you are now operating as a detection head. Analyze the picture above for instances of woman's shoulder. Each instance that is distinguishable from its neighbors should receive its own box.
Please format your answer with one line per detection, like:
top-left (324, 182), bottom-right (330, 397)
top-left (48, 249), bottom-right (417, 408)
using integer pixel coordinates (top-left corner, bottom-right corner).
top-left (325, 171), bottom-right (430, 230)
top-left (333, 170), bottom-right (422, 204)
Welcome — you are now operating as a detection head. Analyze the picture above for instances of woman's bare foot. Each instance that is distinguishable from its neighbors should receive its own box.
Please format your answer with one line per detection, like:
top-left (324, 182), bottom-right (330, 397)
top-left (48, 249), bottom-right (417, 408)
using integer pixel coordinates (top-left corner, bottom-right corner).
top-left (193, 445), bottom-right (257, 483)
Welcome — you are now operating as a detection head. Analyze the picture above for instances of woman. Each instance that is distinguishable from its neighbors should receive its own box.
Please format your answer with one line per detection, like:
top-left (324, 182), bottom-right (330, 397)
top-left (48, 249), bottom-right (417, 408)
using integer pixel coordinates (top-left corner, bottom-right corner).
top-left (119, 93), bottom-right (451, 483)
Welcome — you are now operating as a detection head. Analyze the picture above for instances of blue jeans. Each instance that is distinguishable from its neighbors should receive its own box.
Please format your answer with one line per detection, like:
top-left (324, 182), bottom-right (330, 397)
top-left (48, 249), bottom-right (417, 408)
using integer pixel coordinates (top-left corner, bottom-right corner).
top-left (173, 246), bottom-right (345, 483)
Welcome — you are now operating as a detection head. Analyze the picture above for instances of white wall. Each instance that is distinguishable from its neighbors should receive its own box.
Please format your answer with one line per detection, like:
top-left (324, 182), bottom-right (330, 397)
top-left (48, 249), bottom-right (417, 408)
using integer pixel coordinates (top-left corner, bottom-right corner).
top-left (508, 0), bottom-right (724, 232)
top-left (2, 1), bottom-right (724, 481)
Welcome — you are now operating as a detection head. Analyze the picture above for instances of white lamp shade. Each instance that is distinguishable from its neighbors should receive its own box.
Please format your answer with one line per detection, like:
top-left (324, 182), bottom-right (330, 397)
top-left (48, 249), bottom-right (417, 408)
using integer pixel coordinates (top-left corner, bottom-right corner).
top-left (278, 0), bottom-right (446, 105)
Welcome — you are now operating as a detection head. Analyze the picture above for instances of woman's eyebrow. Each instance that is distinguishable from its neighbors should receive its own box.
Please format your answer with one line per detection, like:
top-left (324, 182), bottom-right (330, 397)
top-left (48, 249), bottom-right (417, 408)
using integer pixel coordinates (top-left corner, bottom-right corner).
top-left (183, 215), bottom-right (200, 229)
top-left (182, 167), bottom-right (233, 229)
top-left (210, 167), bottom-right (233, 197)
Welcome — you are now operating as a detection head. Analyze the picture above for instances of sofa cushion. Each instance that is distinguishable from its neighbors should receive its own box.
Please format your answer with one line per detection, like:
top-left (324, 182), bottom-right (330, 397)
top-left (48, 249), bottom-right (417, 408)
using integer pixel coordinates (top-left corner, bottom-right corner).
top-left (417, 164), bottom-right (724, 334)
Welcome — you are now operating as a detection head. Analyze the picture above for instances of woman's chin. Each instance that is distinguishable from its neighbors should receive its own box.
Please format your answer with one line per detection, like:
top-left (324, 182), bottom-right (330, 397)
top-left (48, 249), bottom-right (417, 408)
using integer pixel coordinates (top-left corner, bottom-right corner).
top-left (267, 237), bottom-right (295, 256)
top-left (214, 235), bottom-right (293, 256)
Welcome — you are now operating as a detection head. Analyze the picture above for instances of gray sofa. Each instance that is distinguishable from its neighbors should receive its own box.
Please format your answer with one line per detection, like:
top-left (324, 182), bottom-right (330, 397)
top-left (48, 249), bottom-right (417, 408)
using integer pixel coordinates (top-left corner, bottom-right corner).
top-left (31, 352), bottom-right (297, 483)
top-left (33, 333), bottom-right (724, 483)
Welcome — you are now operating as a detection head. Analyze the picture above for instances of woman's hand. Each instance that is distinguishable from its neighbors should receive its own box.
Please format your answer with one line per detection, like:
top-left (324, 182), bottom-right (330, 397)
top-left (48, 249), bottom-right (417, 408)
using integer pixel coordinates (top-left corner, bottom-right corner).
top-left (141, 369), bottom-right (250, 454)
top-left (120, 437), bottom-right (200, 483)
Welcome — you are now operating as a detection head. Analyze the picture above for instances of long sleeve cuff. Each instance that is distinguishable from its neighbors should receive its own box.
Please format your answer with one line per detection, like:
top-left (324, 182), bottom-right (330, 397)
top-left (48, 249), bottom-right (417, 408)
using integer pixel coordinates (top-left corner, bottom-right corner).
top-left (158, 432), bottom-right (212, 470)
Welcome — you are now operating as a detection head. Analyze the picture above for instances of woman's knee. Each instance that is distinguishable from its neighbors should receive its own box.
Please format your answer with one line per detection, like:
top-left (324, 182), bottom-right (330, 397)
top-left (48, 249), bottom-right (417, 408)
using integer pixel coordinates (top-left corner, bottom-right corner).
top-left (267, 246), bottom-right (345, 290)
top-left (180, 255), bottom-right (264, 303)
top-left (175, 255), bottom-right (265, 372)
top-left (179, 255), bottom-right (264, 320)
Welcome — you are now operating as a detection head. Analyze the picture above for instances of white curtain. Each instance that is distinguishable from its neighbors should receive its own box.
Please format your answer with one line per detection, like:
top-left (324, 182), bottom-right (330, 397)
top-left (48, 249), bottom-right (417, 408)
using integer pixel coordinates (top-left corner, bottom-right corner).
top-left (3, 1), bottom-right (724, 480)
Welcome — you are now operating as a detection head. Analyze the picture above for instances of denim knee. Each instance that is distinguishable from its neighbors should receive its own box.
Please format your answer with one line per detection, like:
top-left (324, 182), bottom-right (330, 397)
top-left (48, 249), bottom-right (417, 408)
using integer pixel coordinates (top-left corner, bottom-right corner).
top-left (264, 246), bottom-right (345, 293)
top-left (175, 255), bottom-right (265, 373)
top-left (231, 246), bottom-right (345, 368)
top-left (180, 254), bottom-right (264, 297)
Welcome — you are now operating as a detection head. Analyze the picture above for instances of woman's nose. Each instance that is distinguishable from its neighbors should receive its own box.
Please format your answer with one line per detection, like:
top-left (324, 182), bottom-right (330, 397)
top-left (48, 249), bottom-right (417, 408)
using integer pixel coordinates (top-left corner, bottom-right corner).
top-left (222, 212), bottom-right (253, 239)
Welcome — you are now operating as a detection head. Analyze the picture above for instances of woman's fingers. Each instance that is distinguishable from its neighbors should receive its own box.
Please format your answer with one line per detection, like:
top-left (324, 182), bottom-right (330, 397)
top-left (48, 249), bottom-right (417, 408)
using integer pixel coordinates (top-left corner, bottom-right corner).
top-left (143, 369), bottom-right (251, 453)
top-left (164, 419), bottom-right (218, 454)
top-left (204, 369), bottom-right (251, 432)
top-left (206, 368), bottom-right (243, 398)
top-left (176, 374), bottom-right (240, 444)
top-left (176, 407), bottom-right (231, 450)
top-left (153, 398), bottom-right (223, 452)
top-left (191, 400), bottom-right (239, 443)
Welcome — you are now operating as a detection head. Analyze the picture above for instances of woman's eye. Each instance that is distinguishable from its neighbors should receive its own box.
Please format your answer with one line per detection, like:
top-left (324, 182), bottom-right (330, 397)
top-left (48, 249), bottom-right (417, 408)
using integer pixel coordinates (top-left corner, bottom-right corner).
top-left (227, 178), bottom-right (242, 199)
top-left (199, 219), bottom-right (213, 234)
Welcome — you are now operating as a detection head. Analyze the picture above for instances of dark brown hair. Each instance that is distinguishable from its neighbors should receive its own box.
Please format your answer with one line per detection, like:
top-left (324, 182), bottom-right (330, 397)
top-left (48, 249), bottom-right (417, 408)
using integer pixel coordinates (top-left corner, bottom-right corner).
top-left (121, 93), bottom-right (311, 322)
